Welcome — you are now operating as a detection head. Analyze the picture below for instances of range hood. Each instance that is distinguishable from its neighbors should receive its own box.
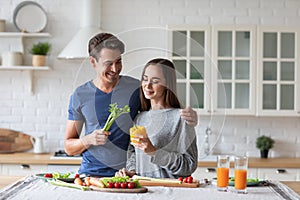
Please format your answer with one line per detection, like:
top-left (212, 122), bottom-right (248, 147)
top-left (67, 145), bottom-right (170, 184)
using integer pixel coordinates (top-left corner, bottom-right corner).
top-left (58, 0), bottom-right (102, 59)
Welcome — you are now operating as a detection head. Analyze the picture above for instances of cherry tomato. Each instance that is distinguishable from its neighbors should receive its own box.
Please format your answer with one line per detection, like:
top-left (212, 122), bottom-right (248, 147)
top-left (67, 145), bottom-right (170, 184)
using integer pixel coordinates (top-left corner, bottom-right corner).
top-left (107, 182), bottom-right (114, 188)
top-left (178, 177), bottom-right (183, 182)
top-left (120, 182), bottom-right (127, 188)
top-left (114, 182), bottom-right (120, 188)
top-left (44, 173), bottom-right (53, 178)
top-left (187, 176), bottom-right (193, 183)
top-left (74, 174), bottom-right (80, 178)
top-left (127, 182), bottom-right (136, 189)
top-left (183, 178), bottom-right (188, 183)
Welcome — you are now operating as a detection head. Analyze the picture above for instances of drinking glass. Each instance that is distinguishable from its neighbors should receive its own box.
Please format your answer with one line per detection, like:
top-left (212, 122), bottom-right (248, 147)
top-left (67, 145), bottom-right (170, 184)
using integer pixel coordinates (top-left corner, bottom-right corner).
top-left (234, 156), bottom-right (248, 194)
top-left (217, 155), bottom-right (230, 192)
top-left (130, 125), bottom-right (146, 144)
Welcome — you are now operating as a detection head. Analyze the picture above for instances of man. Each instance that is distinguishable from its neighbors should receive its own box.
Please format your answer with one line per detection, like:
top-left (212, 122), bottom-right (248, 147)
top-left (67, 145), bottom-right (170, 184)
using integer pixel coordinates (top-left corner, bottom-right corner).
top-left (64, 33), bottom-right (198, 177)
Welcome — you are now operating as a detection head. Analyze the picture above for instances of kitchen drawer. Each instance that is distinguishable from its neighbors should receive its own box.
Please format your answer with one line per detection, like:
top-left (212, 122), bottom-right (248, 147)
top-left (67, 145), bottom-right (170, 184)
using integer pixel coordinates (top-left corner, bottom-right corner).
top-left (192, 167), bottom-right (217, 180)
top-left (257, 168), bottom-right (299, 181)
top-left (47, 164), bottom-right (80, 173)
top-left (1, 164), bottom-right (48, 176)
top-left (192, 167), bottom-right (258, 180)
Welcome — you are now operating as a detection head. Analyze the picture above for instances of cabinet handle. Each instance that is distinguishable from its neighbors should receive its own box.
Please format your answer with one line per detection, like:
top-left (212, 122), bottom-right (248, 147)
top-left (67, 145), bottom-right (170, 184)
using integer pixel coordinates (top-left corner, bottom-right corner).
top-left (20, 164), bottom-right (30, 169)
top-left (276, 169), bottom-right (286, 174)
top-left (206, 168), bottom-right (216, 173)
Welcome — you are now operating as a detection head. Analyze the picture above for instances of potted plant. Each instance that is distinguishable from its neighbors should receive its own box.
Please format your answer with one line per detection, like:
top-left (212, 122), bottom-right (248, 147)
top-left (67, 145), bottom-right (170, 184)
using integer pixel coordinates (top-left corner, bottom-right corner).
top-left (256, 135), bottom-right (275, 158)
top-left (30, 42), bottom-right (51, 66)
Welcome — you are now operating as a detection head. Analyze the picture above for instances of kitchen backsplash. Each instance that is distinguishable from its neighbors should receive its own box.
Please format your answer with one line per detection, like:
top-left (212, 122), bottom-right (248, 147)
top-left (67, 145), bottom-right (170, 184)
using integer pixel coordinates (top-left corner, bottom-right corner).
top-left (0, 0), bottom-right (300, 158)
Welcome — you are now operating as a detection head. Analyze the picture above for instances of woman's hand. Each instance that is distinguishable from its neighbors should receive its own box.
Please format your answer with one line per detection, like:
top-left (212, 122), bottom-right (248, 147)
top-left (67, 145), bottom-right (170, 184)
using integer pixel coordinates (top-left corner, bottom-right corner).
top-left (81, 129), bottom-right (111, 146)
top-left (115, 168), bottom-right (136, 177)
top-left (133, 135), bottom-right (156, 156)
top-left (180, 106), bottom-right (198, 126)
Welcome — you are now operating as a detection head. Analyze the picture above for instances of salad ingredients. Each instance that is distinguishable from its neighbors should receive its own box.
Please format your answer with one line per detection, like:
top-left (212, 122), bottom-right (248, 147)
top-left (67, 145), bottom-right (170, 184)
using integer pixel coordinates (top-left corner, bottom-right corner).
top-left (44, 173), bottom-right (53, 178)
top-left (89, 177), bottom-right (105, 188)
top-left (229, 177), bottom-right (259, 183)
top-left (52, 172), bottom-right (71, 179)
top-left (74, 178), bottom-right (84, 186)
top-left (103, 103), bottom-right (130, 131)
top-left (97, 176), bottom-right (141, 188)
top-left (84, 177), bottom-right (91, 186)
top-left (48, 179), bottom-right (89, 191)
top-left (133, 175), bottom-right (181, 184)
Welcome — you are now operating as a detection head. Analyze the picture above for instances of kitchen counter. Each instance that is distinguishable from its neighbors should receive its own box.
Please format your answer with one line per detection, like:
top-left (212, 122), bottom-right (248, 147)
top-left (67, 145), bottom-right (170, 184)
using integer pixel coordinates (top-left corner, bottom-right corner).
top-left (1, 153), bottom-right (300, 168)
top-left (198, 157), bottom-right (300, 168)
top-left (0, 176), bottom-right (299, 199)
top-left (0, 152), bottom-right (81, 165)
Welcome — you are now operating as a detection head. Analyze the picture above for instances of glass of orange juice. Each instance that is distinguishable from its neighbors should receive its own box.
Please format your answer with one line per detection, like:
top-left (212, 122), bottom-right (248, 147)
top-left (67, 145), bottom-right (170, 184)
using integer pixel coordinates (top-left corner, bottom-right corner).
top-left (234, 156), bottom-right (248, 194)
top-left (217, 155), bottom-right (230, 192)
top-left (130, 125), bottom-right (146, 145)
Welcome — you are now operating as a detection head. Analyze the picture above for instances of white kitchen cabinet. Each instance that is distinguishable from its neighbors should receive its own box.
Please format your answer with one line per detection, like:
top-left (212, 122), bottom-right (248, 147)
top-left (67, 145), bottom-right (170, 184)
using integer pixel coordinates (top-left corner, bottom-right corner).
top-left (192, 167), bottom-right (216, 180)
top-left (257, 27), bottom-right (300, 116)
top-left (192, 167), bottom-right (257, 180)
top-left (0, 164), bottom-right (80, 176)
top-left (257, 168), bottom-right (299, 181)
top-left (193, 166), bottom-right (299, 181)
top-left (47, 164), bottom-right (80, 174)
top-left (1, 164), bottom-right (48, 176)
top-left (169, 26), bottom-right (256, 115)
top-left (168, 25), bottom-right (300, 116)
top-left (168, 26), bottom-right (211, 115)
top-left (211, 26), bottom-right (256, 115)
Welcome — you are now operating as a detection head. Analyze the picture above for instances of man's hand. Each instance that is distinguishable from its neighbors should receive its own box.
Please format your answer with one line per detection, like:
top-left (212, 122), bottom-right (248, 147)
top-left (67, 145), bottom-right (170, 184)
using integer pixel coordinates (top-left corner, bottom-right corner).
top-left (180, 106), bottom-right (198, 126)
top-left (81, 129), bottom-right (111, 146)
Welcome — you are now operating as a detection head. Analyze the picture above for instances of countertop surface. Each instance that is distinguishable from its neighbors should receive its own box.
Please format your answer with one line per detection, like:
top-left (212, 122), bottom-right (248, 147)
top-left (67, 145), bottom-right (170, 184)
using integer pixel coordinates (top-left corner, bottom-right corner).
top-left (1, 153), bottom-right (300, 168)
top-left (0, 176), bottom-right (299, 199)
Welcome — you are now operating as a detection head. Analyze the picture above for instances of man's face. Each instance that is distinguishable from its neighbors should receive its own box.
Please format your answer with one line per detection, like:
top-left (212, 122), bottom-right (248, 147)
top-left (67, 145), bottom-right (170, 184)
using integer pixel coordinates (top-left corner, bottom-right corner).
top-left (91, 48), bottom-right (122, 84)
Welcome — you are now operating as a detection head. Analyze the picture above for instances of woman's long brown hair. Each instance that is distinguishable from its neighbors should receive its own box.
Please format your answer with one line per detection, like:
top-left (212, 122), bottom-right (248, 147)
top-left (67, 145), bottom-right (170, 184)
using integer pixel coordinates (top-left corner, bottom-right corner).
top-left (140, 58), bottom-right (182, 111)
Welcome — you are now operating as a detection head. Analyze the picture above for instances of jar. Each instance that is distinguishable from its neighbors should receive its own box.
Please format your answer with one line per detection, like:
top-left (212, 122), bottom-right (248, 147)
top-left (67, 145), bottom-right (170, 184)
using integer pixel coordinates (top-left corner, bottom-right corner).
top-left (2, 52), bottom-right (23, 66)
top-left (0, 19), bottom-right (5, 32)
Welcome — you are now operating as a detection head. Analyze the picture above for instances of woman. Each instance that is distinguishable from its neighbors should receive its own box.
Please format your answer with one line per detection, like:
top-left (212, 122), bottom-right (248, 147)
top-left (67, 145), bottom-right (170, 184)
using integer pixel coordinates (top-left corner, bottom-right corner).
top-left (116, 58), bottom-right (198, 178)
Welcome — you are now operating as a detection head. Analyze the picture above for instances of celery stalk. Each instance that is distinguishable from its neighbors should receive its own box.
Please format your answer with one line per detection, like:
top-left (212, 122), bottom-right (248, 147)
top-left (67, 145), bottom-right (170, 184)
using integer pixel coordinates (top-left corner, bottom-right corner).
top-left (103, 103), bottom-right (130, 131)
top-left (48, 179), bottom-right (90, 191)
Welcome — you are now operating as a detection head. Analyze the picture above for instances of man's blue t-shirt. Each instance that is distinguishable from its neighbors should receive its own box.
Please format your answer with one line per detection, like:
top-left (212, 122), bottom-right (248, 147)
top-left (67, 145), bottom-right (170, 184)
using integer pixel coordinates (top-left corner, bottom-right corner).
top-left (68, 75), bottom-right (140, 176)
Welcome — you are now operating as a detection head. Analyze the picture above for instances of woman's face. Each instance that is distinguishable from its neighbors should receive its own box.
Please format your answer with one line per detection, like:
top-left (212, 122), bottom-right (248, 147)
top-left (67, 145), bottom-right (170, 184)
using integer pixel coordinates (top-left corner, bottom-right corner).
top-left (142, 64), bottom-right (166, 103)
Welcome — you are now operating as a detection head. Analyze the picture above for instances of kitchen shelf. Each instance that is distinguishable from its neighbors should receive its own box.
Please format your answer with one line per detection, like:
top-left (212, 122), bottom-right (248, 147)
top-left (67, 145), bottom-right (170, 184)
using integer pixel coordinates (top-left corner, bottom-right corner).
top-left (0, 32), bottom-right (51, 95)
top-left (0, 66), bottom-right (51, 94)
top-left (0, 66), bottom-right (50, 70)
top-left (0, 32), bottom-right (51, 38)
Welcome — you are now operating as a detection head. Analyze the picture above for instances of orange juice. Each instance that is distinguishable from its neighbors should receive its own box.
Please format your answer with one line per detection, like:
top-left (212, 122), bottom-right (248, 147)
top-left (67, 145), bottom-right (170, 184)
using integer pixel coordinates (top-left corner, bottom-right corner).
top-left (217, 167), bottom-right (229, 187)
top-left (234, 169), bottom-right (247, 189)
top-left (130, 125), bottom-right (146, 144)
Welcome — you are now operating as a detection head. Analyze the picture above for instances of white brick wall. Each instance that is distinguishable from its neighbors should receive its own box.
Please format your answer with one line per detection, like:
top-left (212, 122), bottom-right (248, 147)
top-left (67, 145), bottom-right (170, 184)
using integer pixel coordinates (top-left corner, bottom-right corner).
top-left (0, 0), bottom-right (299, 157)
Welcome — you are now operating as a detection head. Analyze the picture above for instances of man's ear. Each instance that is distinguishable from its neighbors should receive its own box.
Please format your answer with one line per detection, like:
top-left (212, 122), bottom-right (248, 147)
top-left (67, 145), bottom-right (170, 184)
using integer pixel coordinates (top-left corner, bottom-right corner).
top-left (90, 56), bottom-right (97, 68)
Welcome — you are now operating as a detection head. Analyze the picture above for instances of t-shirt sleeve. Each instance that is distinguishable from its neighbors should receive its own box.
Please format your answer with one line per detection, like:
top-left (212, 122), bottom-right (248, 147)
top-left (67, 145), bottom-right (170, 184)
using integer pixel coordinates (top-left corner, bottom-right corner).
top-left (67, 94), bottom-right (84, 121)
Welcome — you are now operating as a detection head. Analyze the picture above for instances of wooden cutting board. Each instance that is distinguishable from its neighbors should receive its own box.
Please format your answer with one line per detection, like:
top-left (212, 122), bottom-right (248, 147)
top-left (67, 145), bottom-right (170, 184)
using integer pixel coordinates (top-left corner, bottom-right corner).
top-left (90, 185), bottom-right (148, 193)
top-left (138, 179), bottom-right (200, 188)
top-left (0, 128), bottom-right (33, 153)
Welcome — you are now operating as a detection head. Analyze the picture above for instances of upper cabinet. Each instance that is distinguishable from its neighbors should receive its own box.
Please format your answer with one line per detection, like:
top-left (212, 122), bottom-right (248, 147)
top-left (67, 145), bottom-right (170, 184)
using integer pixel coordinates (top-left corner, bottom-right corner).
top-left (168, 26), bottom-right (211, 115)
top-left (211, 26), bottom-right (256, 115)
top-left (169, 25), bottom-right (300, 116)
top-left (257, 27), bottom-right (300, 116)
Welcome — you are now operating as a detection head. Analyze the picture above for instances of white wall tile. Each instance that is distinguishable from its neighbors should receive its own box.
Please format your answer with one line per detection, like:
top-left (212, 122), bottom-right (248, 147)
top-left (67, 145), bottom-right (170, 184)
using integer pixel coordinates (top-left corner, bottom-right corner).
top-left (0, 0), bottom-right (299, 155)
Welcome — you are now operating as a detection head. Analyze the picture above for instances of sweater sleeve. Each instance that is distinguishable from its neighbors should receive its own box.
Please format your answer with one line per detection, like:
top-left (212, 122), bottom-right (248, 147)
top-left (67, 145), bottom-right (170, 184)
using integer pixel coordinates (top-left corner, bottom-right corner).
top-left (150, 120), bottom-right (198, 177)
top-left (126, 144), bottom-right (136, 172)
